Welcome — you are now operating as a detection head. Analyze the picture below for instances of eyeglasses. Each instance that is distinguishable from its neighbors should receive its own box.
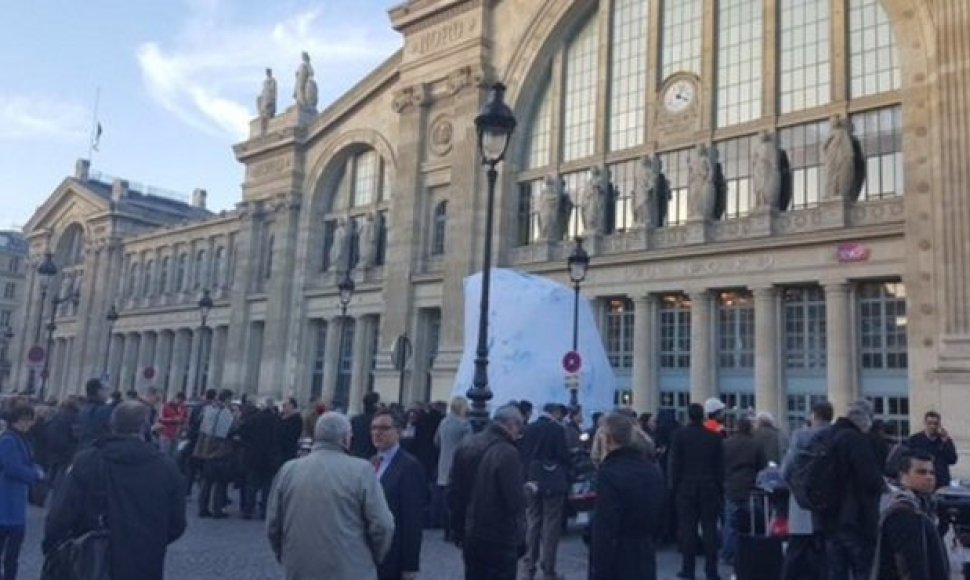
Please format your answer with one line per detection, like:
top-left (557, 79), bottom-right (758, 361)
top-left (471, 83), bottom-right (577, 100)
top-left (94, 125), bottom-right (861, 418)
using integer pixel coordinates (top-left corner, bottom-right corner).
top-left (370, 424), bottom-right (395, 432)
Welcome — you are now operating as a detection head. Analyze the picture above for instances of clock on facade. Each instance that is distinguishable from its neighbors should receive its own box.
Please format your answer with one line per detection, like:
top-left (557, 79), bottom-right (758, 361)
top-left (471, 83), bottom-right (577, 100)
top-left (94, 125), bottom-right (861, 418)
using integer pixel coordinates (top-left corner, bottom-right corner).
top-left (663, 78), bottom-right (696, 113)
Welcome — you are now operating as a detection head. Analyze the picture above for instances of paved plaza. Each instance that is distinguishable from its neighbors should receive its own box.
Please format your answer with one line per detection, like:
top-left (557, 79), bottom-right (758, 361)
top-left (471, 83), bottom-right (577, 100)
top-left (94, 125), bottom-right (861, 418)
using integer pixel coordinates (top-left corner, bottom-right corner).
top-left (17, 504), bottom-right (731, 580)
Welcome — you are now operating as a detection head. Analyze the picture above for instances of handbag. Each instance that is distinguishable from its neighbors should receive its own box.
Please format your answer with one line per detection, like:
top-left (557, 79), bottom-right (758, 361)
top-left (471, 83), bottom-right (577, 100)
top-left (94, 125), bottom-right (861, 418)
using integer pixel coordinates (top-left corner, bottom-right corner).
top-left (41, 455), bottom-right (111, 580)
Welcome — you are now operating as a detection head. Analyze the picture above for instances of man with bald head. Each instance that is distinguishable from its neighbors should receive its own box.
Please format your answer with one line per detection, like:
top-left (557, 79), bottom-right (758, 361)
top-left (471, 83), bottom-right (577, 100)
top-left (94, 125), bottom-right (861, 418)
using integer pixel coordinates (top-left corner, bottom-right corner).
top-left (44, 401), bottom-right (186, 580)
top-left (267, 411), bottom-right (395, 580)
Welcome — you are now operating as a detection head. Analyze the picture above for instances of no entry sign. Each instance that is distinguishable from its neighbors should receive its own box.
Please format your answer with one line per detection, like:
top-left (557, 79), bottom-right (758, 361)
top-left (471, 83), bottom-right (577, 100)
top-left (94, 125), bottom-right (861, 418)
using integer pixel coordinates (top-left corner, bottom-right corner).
top-left (562, 351), bottom-right (582, 374)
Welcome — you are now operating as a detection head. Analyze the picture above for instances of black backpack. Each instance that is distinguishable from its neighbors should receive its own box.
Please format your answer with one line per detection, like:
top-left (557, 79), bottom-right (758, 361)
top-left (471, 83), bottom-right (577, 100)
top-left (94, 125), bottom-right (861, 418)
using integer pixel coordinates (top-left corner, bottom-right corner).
top-left (787, 426), bottom-right (841, 513)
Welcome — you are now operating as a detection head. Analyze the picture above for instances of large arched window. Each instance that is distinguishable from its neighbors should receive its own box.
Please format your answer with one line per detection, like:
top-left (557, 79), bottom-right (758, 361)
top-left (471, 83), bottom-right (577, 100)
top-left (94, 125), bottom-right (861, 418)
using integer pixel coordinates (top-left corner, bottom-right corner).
top-left (159, 256), bottom-right (170, 294)
top-left (318, 147), bottom-right (392, 272)
top-left (516, 0), bottom-right (903, 244)
top-left (175, 253), bottom-right (187, 291)
top-left (212, 246), bottom-right (225, 287)
top-left (193, 250), bottom-right (206, 289)
top-left (143, 259), bottom-right (154, 297)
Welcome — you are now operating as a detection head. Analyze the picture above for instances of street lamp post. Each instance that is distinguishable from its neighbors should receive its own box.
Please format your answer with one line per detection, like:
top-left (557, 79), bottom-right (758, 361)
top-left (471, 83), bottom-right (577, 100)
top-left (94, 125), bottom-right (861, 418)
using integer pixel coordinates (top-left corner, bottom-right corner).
top-left (28, 252), bottom-right (58, 394)
top-left (40, 285), bottom-right (80, 401)
top-left (467, 83), bottom-right (517, 433)
top-left (335, 269), bottom-right (355, 410)
top-left (566, 237), bottom-right (590, 408)
top-left (193, 289), bottom-right (213, 397)
top-left (0, 327), bottom-right (13, 393)
top-left (102, 304), bottom-right (119, 381)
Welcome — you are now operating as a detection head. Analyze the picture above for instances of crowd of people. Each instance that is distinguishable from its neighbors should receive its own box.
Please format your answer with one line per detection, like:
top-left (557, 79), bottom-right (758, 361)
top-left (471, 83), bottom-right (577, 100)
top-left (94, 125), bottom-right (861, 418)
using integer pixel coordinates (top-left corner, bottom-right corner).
top-left (0, 379), bottom-right (962, 580)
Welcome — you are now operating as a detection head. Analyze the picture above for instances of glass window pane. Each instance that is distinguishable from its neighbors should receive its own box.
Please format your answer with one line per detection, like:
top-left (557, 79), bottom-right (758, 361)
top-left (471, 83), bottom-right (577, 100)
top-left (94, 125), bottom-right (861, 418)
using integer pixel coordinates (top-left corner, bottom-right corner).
top-left (780, 0), bottom-right (830, 113)
top-left (717, 0), bottom-right (763, 127)
top-left (563, 16), bottom-right (600, 161)
top-left (610, 0), bottom-right (649, 151)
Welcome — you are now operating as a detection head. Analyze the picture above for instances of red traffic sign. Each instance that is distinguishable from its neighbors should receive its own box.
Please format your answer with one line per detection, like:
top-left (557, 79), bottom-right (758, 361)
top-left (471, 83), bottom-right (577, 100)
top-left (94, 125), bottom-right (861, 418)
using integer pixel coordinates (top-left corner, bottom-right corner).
top-left (143, 366), bottom-right (156, 380)
top-left (562, 351), bottom-right (582, 374)
top-left (27, 346), bottom-right (45, 364)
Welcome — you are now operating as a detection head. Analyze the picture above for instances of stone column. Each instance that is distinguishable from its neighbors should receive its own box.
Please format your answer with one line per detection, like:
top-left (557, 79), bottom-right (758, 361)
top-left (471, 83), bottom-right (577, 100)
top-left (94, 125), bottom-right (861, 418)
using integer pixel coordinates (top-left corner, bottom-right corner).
top-left (631, 294), bottom-right (659, 413)
top-left (824, 283), bottom-right (854, 416)
top-left (222, 207), bottom-right (260, 393)
top-left (689, 289), bottom-right (714, 403)
top-left (320, 316), bottom-right (344, 405)
top-left (753, 286), bottom-right (782, 421)
top-left (168, 331), bottom-right (190, 396)
top-left (155, 332), bottom-right (173, 396)
top-left (120, 333), bottom-right (141, 392)
top-left (107, 334), bottom-right (124, 388)
top-left (348, 315), bottom-right (374, 415)
top-left (186, 328), bottom-right (203, 397)
top-left (138, 332), bottom-right (157, 392)
top-left (209, 326), bottom-right (228, 391)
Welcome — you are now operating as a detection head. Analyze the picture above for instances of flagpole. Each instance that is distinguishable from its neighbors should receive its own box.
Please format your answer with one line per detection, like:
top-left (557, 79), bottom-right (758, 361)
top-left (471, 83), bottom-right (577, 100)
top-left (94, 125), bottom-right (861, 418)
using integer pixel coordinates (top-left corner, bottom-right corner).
top-left (87, 86), bottom-right (101, 162)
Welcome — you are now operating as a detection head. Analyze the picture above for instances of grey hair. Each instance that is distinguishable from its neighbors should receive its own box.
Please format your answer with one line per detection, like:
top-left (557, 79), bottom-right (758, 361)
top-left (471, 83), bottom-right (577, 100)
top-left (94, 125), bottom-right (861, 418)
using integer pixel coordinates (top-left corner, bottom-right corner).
top-left (314, 411), bottom-right (352, 445)
top-left (755, 411), bottom-right (776, 428)
top-left (492, 404), bottom-right (524, 427)
top-left (111, 401), bottom-right (149, 436)
top-left (847, 399), bottom-right (874, 433)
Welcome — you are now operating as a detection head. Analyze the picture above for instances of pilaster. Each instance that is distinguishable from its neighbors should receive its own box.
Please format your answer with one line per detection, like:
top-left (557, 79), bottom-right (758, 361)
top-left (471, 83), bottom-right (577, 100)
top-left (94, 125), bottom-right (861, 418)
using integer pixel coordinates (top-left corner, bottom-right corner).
top-left (753, 285), bottom-right (782, 421)
top-left (321, 316), bottom-right (344, 405)
top-left (631, 294), bottom-right (658, 413)
top-left (824, 282), bottom-right (853, 416)
top-left (688, 288), bottom-right (714, 402)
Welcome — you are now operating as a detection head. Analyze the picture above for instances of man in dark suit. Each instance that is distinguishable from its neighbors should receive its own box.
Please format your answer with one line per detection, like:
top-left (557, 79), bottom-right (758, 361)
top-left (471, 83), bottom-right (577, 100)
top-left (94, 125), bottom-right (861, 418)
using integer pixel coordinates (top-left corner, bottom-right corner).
top-left (371, 409), bottom-right (427, 580)
top-left (668, 403), bottom-right (725, 580)
top-left (518, 402), bottom-right (571, 580)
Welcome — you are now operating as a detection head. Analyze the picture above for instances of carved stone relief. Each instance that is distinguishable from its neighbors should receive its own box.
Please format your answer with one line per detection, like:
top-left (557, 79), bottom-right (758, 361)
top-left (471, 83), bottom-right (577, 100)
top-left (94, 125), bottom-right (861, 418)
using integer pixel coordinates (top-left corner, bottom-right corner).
top-left (429, 116), bottom-right (454, 157)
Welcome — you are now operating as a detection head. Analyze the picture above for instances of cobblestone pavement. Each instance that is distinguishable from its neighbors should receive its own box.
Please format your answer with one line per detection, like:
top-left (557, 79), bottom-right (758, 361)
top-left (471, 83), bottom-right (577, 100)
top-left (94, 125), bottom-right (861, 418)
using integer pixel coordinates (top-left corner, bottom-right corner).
top-left (18, 504), bottom-right (732, 579)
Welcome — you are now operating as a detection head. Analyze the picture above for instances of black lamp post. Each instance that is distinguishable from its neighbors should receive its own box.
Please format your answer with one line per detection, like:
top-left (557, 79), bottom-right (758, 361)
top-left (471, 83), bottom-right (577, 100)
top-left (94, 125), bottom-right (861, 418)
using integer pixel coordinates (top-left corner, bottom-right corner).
top-left (102, 304), bottom-right (119, 380)
top-left (335, 271), bottom-right (355, 410)
top-left (28, 252), bottom-right (58, 394)
top-left (193, 289), bottom-right (213, 397)
top-left (566, 236), bottom-right (590, 408)
top-left (467, 82), bottom-right (517, 433)
top-left (41, 284), bottom-right (80, 401)
top-left (0, 326), bottom-right (13, 393)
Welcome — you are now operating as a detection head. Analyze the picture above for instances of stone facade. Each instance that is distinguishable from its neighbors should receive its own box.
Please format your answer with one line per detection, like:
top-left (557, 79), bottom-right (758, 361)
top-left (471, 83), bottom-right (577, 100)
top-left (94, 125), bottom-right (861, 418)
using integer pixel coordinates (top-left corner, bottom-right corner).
top-left (0, 231), bottom-right (27, 391)
top-left (8, 1), bottom-right (970, 460)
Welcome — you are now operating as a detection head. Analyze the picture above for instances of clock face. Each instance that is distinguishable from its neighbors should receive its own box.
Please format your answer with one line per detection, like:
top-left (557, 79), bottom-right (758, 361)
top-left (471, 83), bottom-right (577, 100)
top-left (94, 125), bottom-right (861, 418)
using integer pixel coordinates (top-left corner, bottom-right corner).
top-left (663, 80), bottom-right (695, 113)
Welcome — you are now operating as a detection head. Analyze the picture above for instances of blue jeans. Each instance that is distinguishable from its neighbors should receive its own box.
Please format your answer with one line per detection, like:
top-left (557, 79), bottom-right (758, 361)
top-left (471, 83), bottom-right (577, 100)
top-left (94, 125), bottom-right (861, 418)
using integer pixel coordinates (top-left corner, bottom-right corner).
top-left (721, 499), bottom-right (746, 564)
top-left (825, 531), bottom-right (873, 580)
top-left (0, 525), bottom-right (25, 580)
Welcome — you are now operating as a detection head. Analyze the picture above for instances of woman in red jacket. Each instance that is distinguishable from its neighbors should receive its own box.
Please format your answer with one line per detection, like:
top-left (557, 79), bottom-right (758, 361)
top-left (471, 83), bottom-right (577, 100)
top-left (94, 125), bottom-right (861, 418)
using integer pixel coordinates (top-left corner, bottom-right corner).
top-left (156, 392), bottom-right (188, 458)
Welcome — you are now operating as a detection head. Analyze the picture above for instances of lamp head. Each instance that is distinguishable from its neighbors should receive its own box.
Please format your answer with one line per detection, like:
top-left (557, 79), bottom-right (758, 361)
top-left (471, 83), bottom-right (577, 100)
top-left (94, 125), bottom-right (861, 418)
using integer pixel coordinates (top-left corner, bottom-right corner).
top-left (197, 288), bottom-right (213, 320)
top-left (37, 252), bottom-right (58, 288)
top-left (567, 237), bottom-right (590, 284)
top-left (106, 304), bottom-right (119, 323)
top-left (475, 83), bottom-right (517, 165)
top-left (2, 327), bottom-right (12, 340)
top-left (338, 275), bottom-right (355, 308)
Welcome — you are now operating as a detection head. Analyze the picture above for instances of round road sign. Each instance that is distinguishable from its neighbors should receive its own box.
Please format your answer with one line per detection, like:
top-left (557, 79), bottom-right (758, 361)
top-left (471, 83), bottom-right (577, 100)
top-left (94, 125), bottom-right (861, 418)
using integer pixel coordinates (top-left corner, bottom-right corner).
top-left (27, 346), bottom-right (45, 364)
top-left (143, 366), bottom-right (156, 380)
top-left (562, 351), bottom-right (582, 374)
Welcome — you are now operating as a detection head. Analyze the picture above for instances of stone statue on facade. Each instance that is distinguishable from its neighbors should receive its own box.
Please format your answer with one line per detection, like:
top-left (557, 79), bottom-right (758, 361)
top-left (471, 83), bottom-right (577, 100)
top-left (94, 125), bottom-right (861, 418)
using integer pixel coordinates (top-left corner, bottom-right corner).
top-left (329, 218), bottom-right (350, 274)
top-left (257, 68), bottom-right (277, 119)
top-left (752, 131), bottom-right (783, 211)
top-left (537, 175), bottom-right (571, 242)
top-left (822, 115), bottom-right (864, 202)
top-left (357, 214), bottom-right (377, 269)
top-left (294, 51), bottom-right (318, 110)
top-left (581, 166), bottom-right (610, 235)
top-left (634, 155), bottom-right (667, 228)
top-left (687, 144), bottom-right (717, 221)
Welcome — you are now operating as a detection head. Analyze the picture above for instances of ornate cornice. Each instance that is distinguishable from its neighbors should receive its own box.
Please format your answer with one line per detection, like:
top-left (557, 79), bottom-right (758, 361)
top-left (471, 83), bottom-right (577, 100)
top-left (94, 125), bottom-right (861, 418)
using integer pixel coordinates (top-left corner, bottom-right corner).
top-left (392, 82), bottom-right (432, 113)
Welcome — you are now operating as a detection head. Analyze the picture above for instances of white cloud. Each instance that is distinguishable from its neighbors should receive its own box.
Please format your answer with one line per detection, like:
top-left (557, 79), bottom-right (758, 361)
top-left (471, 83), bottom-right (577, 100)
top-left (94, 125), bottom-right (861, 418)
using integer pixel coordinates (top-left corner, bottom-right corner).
top-left (0, 95), bottom-right (88, 142)
top-left (137, 3), bottom-right (399, 141)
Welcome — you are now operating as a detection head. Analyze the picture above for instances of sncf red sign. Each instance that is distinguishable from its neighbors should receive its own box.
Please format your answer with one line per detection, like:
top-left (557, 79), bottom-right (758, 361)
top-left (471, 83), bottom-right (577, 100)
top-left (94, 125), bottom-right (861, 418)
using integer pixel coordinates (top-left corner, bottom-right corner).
top-left (837, 243), bottom-right (870, 263)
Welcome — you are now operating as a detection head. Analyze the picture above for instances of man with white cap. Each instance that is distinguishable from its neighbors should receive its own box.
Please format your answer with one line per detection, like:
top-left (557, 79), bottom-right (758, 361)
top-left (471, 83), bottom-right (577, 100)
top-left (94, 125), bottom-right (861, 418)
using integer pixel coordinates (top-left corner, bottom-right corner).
top-left (703, 398), bottom-right (727, 438)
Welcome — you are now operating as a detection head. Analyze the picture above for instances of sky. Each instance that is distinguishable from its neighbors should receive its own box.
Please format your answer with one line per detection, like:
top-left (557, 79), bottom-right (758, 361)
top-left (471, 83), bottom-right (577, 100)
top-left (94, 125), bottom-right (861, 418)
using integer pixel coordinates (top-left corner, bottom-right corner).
top-left (0, 0), bottom-right (402, 230)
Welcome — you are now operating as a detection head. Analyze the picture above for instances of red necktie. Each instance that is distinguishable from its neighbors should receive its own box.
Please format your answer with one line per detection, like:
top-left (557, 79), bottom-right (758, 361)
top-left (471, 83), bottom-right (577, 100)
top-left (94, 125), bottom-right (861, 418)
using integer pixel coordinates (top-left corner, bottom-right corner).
top-left (372, 456), bottom-right (382, 473)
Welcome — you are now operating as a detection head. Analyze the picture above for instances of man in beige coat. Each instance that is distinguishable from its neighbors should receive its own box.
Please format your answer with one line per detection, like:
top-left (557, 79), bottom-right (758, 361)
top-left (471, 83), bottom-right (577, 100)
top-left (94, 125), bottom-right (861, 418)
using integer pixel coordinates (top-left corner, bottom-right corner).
top-left (267, 411), bottom-right (395, 580)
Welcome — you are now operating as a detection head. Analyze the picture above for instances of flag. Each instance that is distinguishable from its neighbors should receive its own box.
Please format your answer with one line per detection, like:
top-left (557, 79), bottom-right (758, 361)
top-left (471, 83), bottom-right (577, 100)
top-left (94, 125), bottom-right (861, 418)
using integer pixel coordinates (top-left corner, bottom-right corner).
top-left (92, 122), bottom-right (102, 151)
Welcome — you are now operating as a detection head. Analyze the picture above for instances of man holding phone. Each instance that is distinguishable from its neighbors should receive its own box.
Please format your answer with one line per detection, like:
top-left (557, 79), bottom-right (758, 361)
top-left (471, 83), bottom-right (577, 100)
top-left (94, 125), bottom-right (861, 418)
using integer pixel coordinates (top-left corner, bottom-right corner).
top-left (907, 411), bottom-right (958, 489)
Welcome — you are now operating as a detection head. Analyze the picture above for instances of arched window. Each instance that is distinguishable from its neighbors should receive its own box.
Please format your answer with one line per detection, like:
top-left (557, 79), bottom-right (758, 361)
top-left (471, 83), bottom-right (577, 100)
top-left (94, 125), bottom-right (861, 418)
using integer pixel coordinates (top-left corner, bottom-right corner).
top-left (319, 146), bottom-right (392, 273)
top-left (263, 235), bottom-right (274, 279)
top-left (212, 246), bottom-right (225, 287)
top-left (193, 250), bottom-right (206, 289)
top-left (143, 260), bottom-right (154, 297)
top-left (159, 257), bottom-right (170, 294)
top-left (176, 254), bottom-right (187, 291)
top-left (128, 263), bottom-right (140, 298)
top-left (515, 0), bottom-right (903, 242)
top-left (431, 201), bottom-right (447, 256)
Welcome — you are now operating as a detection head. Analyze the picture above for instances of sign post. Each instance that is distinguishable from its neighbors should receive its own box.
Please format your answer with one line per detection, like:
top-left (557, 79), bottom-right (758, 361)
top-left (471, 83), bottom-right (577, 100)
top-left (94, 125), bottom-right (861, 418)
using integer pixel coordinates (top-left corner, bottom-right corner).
top-left (562, 351), bottom-right (583, 407)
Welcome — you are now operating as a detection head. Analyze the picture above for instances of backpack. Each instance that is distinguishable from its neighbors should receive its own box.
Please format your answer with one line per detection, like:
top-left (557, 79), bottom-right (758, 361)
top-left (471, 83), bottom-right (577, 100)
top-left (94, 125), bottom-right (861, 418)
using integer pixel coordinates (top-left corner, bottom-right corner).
top-left (786, 426), bottom-right (841, 513)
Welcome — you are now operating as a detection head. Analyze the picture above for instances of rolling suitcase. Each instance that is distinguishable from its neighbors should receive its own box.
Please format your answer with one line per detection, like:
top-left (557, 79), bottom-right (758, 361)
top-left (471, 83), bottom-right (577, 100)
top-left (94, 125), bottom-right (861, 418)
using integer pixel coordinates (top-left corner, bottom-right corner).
top-left (735, 490), bottom-right (784, 580)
